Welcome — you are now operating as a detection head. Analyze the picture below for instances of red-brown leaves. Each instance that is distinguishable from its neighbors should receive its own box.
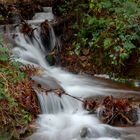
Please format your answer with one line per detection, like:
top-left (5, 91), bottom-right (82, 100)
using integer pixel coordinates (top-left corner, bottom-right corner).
top-left (102, 96), bottom-right (138, 126)
top-left (114, 98), bottom-right (129, 111)
top-left (20, 65), bottom-right (43, 77)
top-left (84, 96), bottom-right (139, 126)
top-left (103, 96), bottom-right (113, 109)
top-left (84, 99), bottom-right (97, 111)
top-left (19, 22), bottom-right (37, 37)
top-left (9, 78), bottom-right (40, 115)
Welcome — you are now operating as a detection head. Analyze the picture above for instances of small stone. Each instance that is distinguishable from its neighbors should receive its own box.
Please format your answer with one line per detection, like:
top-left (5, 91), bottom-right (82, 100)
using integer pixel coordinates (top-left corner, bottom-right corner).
top-left (80, 127), bottom-right (90, 138)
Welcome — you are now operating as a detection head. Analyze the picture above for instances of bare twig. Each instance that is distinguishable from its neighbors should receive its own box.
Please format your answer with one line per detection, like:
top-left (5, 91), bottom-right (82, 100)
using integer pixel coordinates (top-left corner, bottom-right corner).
top-left (36, 85), bottom-right (84, 103)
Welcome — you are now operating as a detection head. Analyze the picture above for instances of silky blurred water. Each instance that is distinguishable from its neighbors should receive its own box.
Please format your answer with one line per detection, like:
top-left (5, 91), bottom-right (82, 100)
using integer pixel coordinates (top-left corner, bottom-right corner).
top-left (7, 6), bottom-right (140, 140)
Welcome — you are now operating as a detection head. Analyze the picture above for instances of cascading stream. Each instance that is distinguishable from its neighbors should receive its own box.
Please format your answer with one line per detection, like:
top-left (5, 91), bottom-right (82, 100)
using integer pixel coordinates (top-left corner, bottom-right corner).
top-left (6, 7), bottom-right (140, 140)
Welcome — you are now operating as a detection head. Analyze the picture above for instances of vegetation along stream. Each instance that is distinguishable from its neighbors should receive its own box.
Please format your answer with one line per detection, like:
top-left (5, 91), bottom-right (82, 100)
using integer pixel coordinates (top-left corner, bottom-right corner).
top-left (0, 0), bottom-right (140, 140)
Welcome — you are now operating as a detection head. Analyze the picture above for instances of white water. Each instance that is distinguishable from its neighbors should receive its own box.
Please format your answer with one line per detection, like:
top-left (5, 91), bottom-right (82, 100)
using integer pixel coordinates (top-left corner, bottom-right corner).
top-left (8, 7), bottom-right (140, 140)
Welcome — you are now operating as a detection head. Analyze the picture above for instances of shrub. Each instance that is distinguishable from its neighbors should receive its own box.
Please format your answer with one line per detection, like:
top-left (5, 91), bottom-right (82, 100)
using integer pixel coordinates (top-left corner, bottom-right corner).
top-left (71, 0), bottom-right (140, 76)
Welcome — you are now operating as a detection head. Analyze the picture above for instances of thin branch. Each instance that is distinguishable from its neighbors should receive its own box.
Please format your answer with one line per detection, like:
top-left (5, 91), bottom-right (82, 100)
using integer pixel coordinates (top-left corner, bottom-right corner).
top-left (36, 86), bottom-right (84, 103)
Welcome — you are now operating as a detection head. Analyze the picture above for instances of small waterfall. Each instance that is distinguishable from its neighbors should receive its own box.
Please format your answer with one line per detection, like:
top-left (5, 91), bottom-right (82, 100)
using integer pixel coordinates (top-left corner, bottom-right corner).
top-left (29, 7), bottom-right (54, 24)
top-left (6, 6), bottom-right (140, 140)
top-left (48, 22), bottom-right (56, 51)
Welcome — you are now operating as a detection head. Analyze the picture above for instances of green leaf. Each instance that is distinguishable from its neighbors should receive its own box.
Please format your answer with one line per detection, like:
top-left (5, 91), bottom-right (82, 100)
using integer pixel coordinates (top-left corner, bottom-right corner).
top-left (89, 0), bottom-right (95, 9)
top-left (103, 38), bottom-right (112, 49)
top-left (88, 17), bottom-right (95, 25)
top-left (0, 89), bottom-right (7, 99)
top-left (74, 43), bottom-right (81, 55)
top-left (124, 41), bottom-right (135, 51)
top-left (114, 46), bottom-right (121, 52)
top-left (12, 61), bottom-right (21, 69)
top-left (0, 47), bottom-right (8, 53)
top-left (18, 72), bottom-right (26, 81)
top-left (0, 54), bottom-right (9, 61)
top-left (119, 52), bottom-right (129, 60)
top-left (101, 1), bottom-right (112, 9)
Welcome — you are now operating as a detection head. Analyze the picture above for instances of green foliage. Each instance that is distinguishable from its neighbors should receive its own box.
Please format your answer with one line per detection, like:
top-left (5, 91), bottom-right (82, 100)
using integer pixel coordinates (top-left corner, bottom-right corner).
top-left (0, 47), bottom-right (9, 61)
top-left (68, 0), bottom-right (140, 76)
top-left (54, 0), bottom-right (73, 15)
top-left (104, 38), bottom-right (113, 49)
top-left (55, 0), bottom-right (88, 16)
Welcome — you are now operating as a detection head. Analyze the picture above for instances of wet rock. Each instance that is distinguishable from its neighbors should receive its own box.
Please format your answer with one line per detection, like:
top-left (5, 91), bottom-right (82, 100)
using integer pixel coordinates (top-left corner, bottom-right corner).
top-left (125, 108), bottom-right (138, 123)
top-left (8, 14), bottom-right (21, 24)
top-left (45, 54), bottom-right (56, 66)
top-left (40, 20), bottom-right (51, 52)
top-left (0, 0), bottom-right (43, 24)
top-left (17, 1), bottom-right (43, 20)
top-left (80, 127), bottom-right (90, 138)
top-left (7, 4), bottom-right (21, 24)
